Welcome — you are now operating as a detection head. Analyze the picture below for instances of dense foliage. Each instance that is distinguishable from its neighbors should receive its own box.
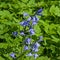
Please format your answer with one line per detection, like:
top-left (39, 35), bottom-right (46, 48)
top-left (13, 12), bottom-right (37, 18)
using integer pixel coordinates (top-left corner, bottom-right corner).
top-left (0, 0), bottom-right (60, 60)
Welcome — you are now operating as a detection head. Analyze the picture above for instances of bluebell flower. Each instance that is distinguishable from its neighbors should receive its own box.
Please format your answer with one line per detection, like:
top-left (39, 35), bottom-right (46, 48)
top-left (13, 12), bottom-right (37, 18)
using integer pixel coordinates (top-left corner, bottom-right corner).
top-left (20, 31), bottom-right (25, 35)
top-left (27, 17), bottom-right (31, 21)
top-left (38, 36), bottom-right (43, 42)
top-left (25, 38), bottom-right (31, 44)
top-left (35, 16), bottom-right (39, 21)
top-left (20, 21), bottom-right (25, 26)
top-left (23, 12), bottom-right (28, 17)
top-left (37, 8), bottom-right (43, 13)
top-left (31, 16), bottom-right (39, 26)
top-left (35, 42), bottom-right (40, 48)
top-left (33, 54), bottom-right (38, 59)
top-left (10, 53), bottom-right (15, 58)
top-left (24, 46), bottom-right (29, 50)
top-left (33, 42), bottom-right (40, 48)
top-left (20, 21), bottom-right (29, 27)
top-left (31, 16), bottom-right (36, 21)
top-left (12, 31), bottom-right (18, 36)
top-left (32, 21), bottom-right (37, 25)
top-left (32, 47), bottom-right (38, 52)
top-left (29, 28), bottom-right (35, 35)
top-left (40, 36), bottom-right (43, 39)
top-left (32, 16), bottom-right (39, 22)
top-left (26, 53), bottom-right (33, 56)
top-left (32, 42), bottom-right (40, 52)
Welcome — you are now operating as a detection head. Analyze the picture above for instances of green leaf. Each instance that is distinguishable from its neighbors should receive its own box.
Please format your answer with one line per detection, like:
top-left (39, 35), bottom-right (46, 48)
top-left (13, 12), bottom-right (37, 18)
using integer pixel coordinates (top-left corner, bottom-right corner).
top-left (21, 0), bottom-right (28, 3)
top-left (50, 5), bottom-right (60, 16)
top-left (34, 24), bottom-right (41, 36)
top-left (37, 56), bottom-right (50, 60)
top-left (27, 0), bottom-right (35, 7)
top-left (51, 35), bottom-right (59, 42)
top-left (0, 56), bottom-right (5, 60)
top-left (42, 9), bottom-right (48, 17)
top-left (0, 10), bottom-right (12, 19)
top-left (57, 26), bottom-right (60, 35)
top-left (0, 43), bottom-right (8, 49)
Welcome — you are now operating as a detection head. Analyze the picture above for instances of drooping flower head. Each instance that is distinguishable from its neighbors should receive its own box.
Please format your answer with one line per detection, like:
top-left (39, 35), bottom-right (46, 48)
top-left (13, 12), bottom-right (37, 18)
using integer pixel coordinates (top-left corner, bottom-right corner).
top-left (27, 17), bottom-right (31, 22)
top-left (12, 31), bottom-right (18, 36)
top-left (38, 36), bottom-right (43, 42)
top-left (32, 16), bottom-right (39, 22)
top-left (32, 21), bottom-right (37, 25)
top-left (20, 31), bottom-right (25, 36)
top-left (25, 38), bottom-right (31, 44)
top-left (29, 28), bottom-right (35, 35)
top-left (32, 47), bottom-right (38, 52)
top-left (36, 8), bottom-right (43, 16)
top-left (10, 53), bottom-right (16, 58)
top-left (23, 12), bottom-right (28, 17)
top-left (24, 45), bottom-right (29, 50)
top-left (26, 53), bottom-right (33, 56)
top-left (33, 54), bottom-right (38, 59)
top-left (20, 21), bottom-right (29, 27)
top-left (37, 8), bottom-right (43, 14)
top-left (32, 42), bottom-right (40, 52)
top-left (31, 16), bottom-right (39, 25)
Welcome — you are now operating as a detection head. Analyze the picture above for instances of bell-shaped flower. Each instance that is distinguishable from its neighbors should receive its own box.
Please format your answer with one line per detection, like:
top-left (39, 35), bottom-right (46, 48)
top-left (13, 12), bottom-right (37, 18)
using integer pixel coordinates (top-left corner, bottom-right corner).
top-left (25, 38), bottom-right (31, 44)
top-left (33, 54), bottom-right (38, 59)
top-left (24, 45), bottom-right (29, 50)
top-left (26, 53), bottom-right (33, 56)
top-left (10, 53), bottom-right (16, 58)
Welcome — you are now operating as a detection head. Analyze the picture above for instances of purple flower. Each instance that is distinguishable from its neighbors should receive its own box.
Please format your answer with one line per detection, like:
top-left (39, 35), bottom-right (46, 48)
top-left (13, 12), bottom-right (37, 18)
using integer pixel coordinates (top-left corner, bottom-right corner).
top-left (23, 12), bottom-right (28, 17)
top-left (20, 21), bottom-right (29, 27)
top-left (26, 53), bottom-right (33, 56)
top-left (38, 36), bottom-right (43, 42)
top-left (32, 47), bottom-right (38, 52)
top-left (32, 16), bottom-right (39, 22)
top-left (10, 53), bottom-right (15, 58)
top-left (27, 17), bottom-right (31, 21)
top-left (35, 42), bottom-right (40, 47)
top-left (12, 31), bottom-right (18, 36)
top-left (29, 28), bottom-right (35, 35)
top-left (32, 42), bottom-right (40, 52)
top-left (31, 16), bottom-right (36, 21)
top-left (40, 36), bottom-right (43, 39)
top-left (37, 8), bottom-right (43, 13)
top-left (32, 21), bottom-right (37, 25)
top-left (25, 38), bottom-right (31, 44)
top-left (33, 54), bottom-right (38, 59)
top-left (20, 31), bottom-right (25, 35)
top-left (24, 46), bottom-right (29, 50)
top-left (33, 42), bottom-right (40, 48)
top-left (31, 16), bottom-right (39, 26)
top-left (35, 16), bottom-right (39, 21)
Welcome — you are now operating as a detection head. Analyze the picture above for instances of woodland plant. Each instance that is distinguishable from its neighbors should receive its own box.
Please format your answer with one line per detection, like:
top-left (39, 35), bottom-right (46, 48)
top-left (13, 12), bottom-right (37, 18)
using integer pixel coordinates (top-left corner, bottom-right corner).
top-left (11, 8), bottom-right (43, 59)
top-left (0, 0), bottom-right (60, 60)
